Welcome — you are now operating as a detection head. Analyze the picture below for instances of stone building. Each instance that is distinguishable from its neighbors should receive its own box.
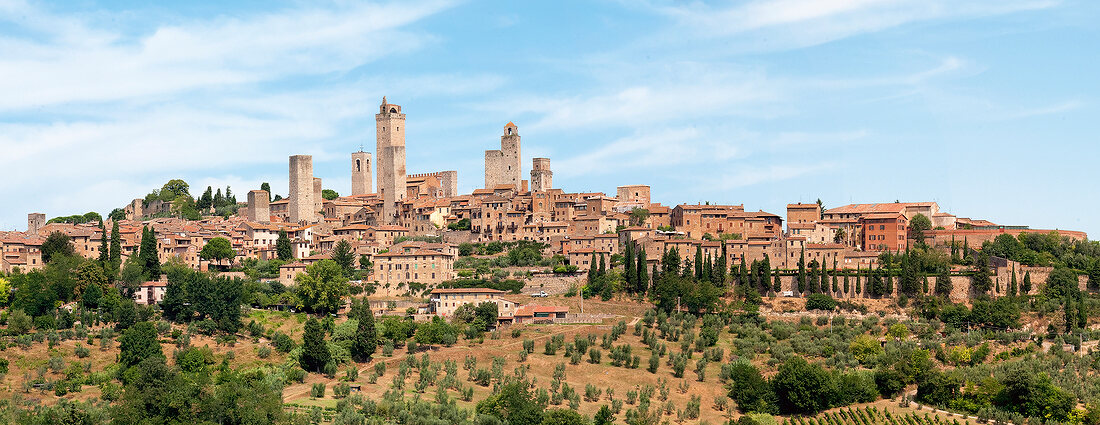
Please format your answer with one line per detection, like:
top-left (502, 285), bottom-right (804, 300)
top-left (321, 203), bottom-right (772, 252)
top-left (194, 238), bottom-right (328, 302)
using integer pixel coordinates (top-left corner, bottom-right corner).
top-left (484, 122), bottom-right (521, 190)
top-left (351, 151), bottom-right (372, 196)
top-left (429, 288), bottom-right (516, 318)
top-left (531, 158), bottom-right (552, 192)
top-left (376, 97), bottom-right (407, 224)
top-left (373, 247), bottom-right (455, 286)
top-left (288, 155), bottom-right (315, 224)
top-left (313, 178), bottom-right (323, 216)
top-left (27, 213), bottom-right (44, 235)
top-left (245, 190), bottom-right (270, 222)
top-left (407, 171), bottom-right (458, 198)
top-left (616, 185), bottom-right (650, 211)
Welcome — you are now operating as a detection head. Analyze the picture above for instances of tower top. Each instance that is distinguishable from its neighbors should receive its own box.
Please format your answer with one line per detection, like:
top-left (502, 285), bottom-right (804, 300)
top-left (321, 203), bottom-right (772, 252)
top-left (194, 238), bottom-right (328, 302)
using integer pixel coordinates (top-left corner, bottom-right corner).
top-left (503, 122), bottom-right (518, 136)
top-left (379, 96), bottom-right (402, 115)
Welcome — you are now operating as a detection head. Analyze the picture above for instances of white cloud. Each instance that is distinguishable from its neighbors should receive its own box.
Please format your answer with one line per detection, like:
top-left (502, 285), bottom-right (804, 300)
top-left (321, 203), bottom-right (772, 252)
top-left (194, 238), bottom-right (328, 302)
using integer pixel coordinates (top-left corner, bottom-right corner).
top-left (649, 0), bottom-right (1059, 51)
top-left (0, 0), bottom-right (457, 110)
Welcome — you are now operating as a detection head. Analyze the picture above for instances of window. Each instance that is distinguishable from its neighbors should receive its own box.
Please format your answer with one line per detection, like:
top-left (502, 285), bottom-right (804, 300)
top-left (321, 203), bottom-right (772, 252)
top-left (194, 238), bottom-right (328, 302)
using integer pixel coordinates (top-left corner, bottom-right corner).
top-left (879, 225), bottom-right (885, 230)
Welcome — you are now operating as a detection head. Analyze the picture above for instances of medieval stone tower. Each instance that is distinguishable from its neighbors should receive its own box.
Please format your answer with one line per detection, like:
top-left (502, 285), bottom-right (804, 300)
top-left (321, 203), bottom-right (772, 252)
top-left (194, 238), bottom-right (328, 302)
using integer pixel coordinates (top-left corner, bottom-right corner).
top-left (351, 151), bottom-right (372, 196)
top-left (245, 190), bottom-right (270, 222)
top-left (27, 213), bottom-right (45, 235)
top-left (289, 154), bottom-right (315, 224)
top-left (530, 158), bottom-right (552, 192)
top-left (376, 97), bottom-right (407, 223)
top-left (313, 177), bottom-right (323, 214)
top-left (484, 122), bottom-right (521, 189)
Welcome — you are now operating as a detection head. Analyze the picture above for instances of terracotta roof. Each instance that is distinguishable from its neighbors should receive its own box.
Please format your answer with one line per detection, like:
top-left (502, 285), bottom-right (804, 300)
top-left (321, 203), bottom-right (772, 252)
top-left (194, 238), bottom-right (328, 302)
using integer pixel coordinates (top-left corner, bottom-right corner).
top-left (514, 305), bottom-right (568, 316)
top-left (861, 213), bottom-right (906, 220)
top-left (375, 249), bottom-right (449, 258)
top-left (280, 262), bottom-right (307, 268)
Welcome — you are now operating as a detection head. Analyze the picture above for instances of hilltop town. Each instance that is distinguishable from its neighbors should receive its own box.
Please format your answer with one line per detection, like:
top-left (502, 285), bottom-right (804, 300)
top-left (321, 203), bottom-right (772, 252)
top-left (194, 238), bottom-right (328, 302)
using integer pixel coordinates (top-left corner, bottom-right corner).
top-left (2, 98), bottom-right (1088, 304)
top-left (2, 99), bottom-right (1099, 425)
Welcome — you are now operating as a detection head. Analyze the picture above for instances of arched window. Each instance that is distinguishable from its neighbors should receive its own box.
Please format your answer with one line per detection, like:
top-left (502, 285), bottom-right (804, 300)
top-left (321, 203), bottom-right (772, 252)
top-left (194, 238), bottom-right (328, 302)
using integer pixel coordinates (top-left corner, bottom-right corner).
top-left (356, 159), bottom-right (361, 172)
top-left (390, 108), bottom-right (397, 113)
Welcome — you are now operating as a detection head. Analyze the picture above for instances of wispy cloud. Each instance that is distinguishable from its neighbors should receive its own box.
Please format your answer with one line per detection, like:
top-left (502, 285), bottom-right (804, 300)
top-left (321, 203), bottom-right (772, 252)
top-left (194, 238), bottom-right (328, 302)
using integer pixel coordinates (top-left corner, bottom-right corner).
top-left (647, 0), bottom-right (1059, 51)
top-left (0, 0), bottom-right (457, 110)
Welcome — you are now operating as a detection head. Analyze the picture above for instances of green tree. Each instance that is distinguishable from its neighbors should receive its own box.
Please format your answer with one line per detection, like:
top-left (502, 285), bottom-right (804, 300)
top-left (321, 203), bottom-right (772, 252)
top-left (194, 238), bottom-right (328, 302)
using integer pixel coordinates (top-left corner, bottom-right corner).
top-left (331, 239), bottom-right (356, 277)
top-left (476, 381), bottom-right (545, 425)
top-left (592, 405), bottom-right (614, 425)
top-left (259, 182), bottom-right (271, 201)
top-left (935, 269), bottom-right (952, 297)
top-left (726, 360), bottom-right (776, 414)
top-left (909, 213), bottom-right (932, 244)
top-left (624, 241), bottom-right (636, 293)
top-left (1022, 270), bottom-right (1033, 294)
top-left (98, 222), bottom-right (110, 264)
top-left (772, 357), bottom-right (833, 414)
top-left (109, 208), bottom-right (126, 221)
top-left (300, 318), bottom-right (330, 373)
top-left (109, 221), bottom-right (122, 279)
top-left (118, 321), bottom-right (163, 369)
top-left (995, 369), bottom-right (1074, 422)
top-left (138, 226), bottom-right (161, 279)
top-left (295, 259), bottom-right (349, 315)
top-left (797, 248), bottom-right (806, 294)
top-left (199, 237), bottom-right (236, 269)
top-left (970, 251), bottom-right (993, 295)
top-left (42, 231), bottom-right (75, 263)
top-left (275, 230), bottom-right (293, 261)
top-left (1045, 267), bottom-right (1080, 300)
top-left (637, 247), bottom-right (648, 293)
top-left (158, 179), bottom-right (191, 202)
top-left (350, 298), bottom-right (377, 361)
top-left (321, 189), bottom-right (339, 200)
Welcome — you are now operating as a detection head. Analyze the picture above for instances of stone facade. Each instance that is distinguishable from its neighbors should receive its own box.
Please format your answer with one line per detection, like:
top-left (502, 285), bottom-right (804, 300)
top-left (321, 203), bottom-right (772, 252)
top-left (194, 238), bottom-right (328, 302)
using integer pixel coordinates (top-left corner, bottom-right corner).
top-left (374, 247), bottom-right (455, 286)
top-left (430, 288), bottom-right (516, 318)
top-left (616, 185), bottom-right (650, 211)
top-left (245, 190), bottom-right (270, 222)
top-left (288, 154), bottom-right (315, 224)
top-left (484, 122), bottom-right (521, 189)
top-left (26, 213), bottom-right (44, 235)
top-left (531, 158), bottom-right (552, 192)
top-left (313, 177), bottom-right (323, 216)
top-left (376, 97), bottom-right (407, 224)
top-left (351, 151), bottom-right (372, 196)
top-left (408, 171), bottom-right (458, 197)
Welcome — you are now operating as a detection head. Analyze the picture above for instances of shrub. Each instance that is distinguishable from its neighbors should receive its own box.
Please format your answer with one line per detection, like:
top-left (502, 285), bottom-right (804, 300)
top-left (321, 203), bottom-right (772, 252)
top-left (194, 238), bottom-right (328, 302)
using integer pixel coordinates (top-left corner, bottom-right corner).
top-left (333, 382), bottom-right (350, 398)
top-left (587, 348), bottom-right (602, 364)
top-left (257, 346), bottom-right (272, 359)
top-left (805, 294), bottom-right (837, 311)
top-left (311, 382), bottom-right (326, 398)
top-left (75, 344), bottom-right (90, 358)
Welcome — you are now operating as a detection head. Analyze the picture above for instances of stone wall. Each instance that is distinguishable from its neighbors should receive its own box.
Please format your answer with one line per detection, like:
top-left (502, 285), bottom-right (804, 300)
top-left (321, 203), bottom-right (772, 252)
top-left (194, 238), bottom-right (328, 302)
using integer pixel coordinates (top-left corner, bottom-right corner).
top-left (288, 155), bottom-right (314, 223)
top-left (351, 151), bottom-right (372, 196)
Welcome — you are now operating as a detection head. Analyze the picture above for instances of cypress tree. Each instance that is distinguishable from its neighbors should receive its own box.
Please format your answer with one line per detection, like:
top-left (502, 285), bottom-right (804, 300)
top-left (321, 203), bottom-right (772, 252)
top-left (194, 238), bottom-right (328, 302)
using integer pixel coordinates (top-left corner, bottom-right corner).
top-left (854, 268), bottom-right (862, 296)
top-left (301, 318), bottom-right (330, 372)
top-left (935, 268), bottom-right (952, 298)
top-left (138, 226), bottom-right (161, 279)
top-left (1079, 295), bottom-right (1088, 329)
top-left (637, 248), bottom-right (649, 293)
top-left (351, 299), bottom-right (377, 361)
top-left (843, 273), bottom-right (850, 295)
top-left (588, 252), bottom-right (598, 283)
top-left (624, 241), bottom-right (635, 292)
top-left (598, 254), bottom-right (607, 277)
top-left (739, 256), bottom-right (749, 288)
top-left (97, 222), bottom-right (109, 264)
top-left (109, 221), bottom-right (121, 280)
top-left (922, 275), bottom-right (929, 294)
top-left (1065, 298), bottom-right (1077, 333)
top-left (773, 269), bottom-right (781, 293)
top-left (1010, 267), bottom-right (1019, 297)
top-left (694, 245), bottom-right (704, 280)
top-left (651, 263), bottom-right (659, 288)
top-left (797, 247), bottom-right (806, 294)
top-left (716, 244), bottom-right (728, 285)
top-left (820, 261), bottom-right (828, 294)
top-left (276, 230), bottom-right (293, 261)
top-left (832, 271), bottom-right (839, 294)
top-left (1023, 270), bottom-right (1033, 294)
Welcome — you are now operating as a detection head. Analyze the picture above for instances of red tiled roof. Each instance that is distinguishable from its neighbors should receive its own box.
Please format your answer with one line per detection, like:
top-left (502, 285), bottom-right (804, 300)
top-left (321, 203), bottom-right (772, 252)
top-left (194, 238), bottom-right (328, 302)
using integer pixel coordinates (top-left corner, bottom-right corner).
top-left (430, 288), bottom-right (505, 294)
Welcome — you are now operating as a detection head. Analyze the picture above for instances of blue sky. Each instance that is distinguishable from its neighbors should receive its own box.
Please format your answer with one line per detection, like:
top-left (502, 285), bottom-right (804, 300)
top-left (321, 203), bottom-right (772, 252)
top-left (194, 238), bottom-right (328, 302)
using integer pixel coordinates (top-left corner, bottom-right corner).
top-left (1, 0), bottom-right (1097, 236)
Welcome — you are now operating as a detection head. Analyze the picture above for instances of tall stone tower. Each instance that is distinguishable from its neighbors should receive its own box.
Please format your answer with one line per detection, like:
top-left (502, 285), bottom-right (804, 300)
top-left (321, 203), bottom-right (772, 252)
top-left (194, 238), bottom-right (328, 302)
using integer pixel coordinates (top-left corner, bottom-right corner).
top-left (530, 158), bottom-right (552, 192)
top-left (376, 97), bottom-right (407, 224)
top-left (246, 190), bottom-right (270, 222)
top-left (351, 151), bottom-right (372, 196)
top-left (484, 122), bottom-right (521, 189)
top-left (313, 178), bottom-right (323, 214)
top-left (27, 213), bottom-right (45, 235)
top-left (289, 155), bottom-right (315, 224)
